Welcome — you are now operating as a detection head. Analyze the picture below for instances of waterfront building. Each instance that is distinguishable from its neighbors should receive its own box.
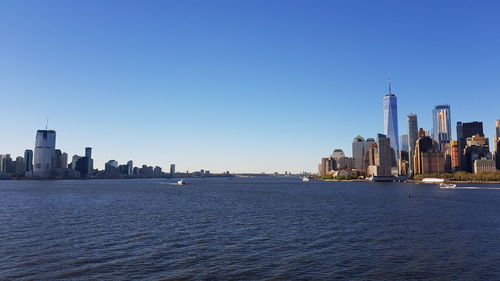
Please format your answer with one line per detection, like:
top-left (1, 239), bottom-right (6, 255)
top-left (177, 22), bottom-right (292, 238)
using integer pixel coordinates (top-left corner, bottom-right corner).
top-left (383, 82), bottom-right (399, 167)
top-left (85, 147), bottom-right (94, 173)
top-left (33, 130), bottom-right (56, 177)
top-left (0, 154), bottom-right (12, 173)
top-left (474, 158), bottom-right (496, 173)
top-left (60, 152), bottom-right (68, 169)
top-left (318, 157), bottom-right (335, 176)
top-left (153, 166), bottom-right (162, 177)
top-left (352, 136), bottom-right (366, 170)
top-left (432, 105), bottom-right (452, 151)
top-left (364, 138), bottom-right (377, 168)
top-left (170, 164), bottom-right (175, 177)
top-left (457, 121), bottom-right (484, 170)
top-left (70, 155), bottom-right (82, 169)
top-left (463, 134), bottom-right (491, 173)
top-left (451, 141), bottom-right (460, 171)
top-left (53, 149), bottom-right (62, 168)
top-left (15, 156), bottom-right (25, 177)
top-left (24, 149), bottom-right (33, 172)
top-left (414, 136), bottom-right (445, 175)
top-left (376, 133), bottom-right (392, 176)
top-left (128, 162), bottom-right (134, 175)
top-left (337, 157), bottom-right (354, 170)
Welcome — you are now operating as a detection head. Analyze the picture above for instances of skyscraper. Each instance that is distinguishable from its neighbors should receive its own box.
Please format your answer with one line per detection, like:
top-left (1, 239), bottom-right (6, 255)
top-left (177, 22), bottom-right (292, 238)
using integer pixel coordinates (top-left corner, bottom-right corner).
top-left (383, 81), bottom-right (399, 167)
top-left (432, 105), bottom-right (452, 151)
top-left (33, 130), bottom-right (56, 177)
top-left (400, 135), bottom-right (409, 152)
top-left (24, 149), bottom-right (33, 172)
top-left (407, 114), bottom-right (418, 176)
top-left (352, 135), bottom-right (366, 171)
top-left (376, 133), bottom-right (392, 176)
top-left (456, 121), bottom-right (483, 170)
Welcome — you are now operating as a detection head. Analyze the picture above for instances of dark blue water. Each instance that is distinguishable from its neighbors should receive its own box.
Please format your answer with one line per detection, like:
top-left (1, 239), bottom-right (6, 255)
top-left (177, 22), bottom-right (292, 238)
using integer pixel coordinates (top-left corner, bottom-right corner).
top-left (1, 177), bottom-right (499, 280)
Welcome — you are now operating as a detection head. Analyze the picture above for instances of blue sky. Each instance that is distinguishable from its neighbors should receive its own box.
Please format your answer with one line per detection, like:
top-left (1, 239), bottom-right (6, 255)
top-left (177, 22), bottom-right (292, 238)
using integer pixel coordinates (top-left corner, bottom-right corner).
top-left (1, 0), bottom-right (499, 173)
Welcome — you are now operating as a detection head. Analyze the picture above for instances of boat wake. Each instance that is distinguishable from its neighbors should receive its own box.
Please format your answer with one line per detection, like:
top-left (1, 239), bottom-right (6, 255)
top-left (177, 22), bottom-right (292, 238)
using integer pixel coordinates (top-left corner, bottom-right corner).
top-left (440, 186), bottom-right (500, 190)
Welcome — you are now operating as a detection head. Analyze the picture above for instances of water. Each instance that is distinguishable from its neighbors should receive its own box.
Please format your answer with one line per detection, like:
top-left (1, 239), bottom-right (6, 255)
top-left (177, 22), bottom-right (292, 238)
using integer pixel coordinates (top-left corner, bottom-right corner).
top-left (1, 177), bottom-right (499, 280)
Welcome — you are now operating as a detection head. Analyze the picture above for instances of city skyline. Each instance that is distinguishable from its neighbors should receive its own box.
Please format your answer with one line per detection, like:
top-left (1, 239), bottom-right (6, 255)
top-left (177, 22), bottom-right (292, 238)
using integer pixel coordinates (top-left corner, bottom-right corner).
top-left (1, 1), bottom-right (499, 173)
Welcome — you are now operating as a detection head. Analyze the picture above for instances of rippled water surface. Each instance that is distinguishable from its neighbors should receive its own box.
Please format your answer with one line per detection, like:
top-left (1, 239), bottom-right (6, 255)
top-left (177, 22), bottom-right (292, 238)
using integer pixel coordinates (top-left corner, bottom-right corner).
top-left (1, 177), bottom-right (500, 280)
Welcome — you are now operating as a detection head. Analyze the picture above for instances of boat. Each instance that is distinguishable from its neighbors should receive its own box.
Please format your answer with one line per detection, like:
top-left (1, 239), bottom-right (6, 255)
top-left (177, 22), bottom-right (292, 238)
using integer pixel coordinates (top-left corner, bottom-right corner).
top-left (177, 179), bottom-right (185, 185)
top-left (302, 176), bottom-right (310, 182)
top-left (439, 183), bottom-right (457, 189)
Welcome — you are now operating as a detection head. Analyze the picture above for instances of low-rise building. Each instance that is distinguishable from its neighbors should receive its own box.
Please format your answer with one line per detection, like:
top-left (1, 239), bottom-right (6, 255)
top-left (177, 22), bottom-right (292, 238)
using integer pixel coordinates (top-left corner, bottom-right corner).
top-left (474, 158), bottom-right (496, 173)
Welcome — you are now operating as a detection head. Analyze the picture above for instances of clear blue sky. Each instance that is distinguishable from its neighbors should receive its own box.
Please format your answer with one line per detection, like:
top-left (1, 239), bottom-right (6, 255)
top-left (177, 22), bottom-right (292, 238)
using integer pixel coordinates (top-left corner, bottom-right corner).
top-left (1, 0), bottom-right (499, 173)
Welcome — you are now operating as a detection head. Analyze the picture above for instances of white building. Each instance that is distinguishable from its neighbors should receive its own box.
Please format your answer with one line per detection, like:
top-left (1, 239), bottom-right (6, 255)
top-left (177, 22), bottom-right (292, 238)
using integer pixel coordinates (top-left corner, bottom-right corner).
top-left (33, 130), bottom-right (56, 177)
top-left (474, 158), bottom-right (496, 174)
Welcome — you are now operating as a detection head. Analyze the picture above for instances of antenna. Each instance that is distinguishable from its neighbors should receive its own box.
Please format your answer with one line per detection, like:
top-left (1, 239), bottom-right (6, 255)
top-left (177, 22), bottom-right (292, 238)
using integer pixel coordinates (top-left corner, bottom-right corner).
top-left (45, 118), bottom-right (48, 130)
top-left (388, 76), bottom-right (392, 94)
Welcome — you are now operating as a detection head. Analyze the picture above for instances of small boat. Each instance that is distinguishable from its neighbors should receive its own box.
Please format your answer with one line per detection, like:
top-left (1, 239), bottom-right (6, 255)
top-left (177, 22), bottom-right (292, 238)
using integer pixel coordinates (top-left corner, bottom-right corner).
top-left (177, 179), bottom-right (185, 185)
top-left (439, 183), bottom-right (456, 188)
top-left (302, 176), bottom-right (310, 182)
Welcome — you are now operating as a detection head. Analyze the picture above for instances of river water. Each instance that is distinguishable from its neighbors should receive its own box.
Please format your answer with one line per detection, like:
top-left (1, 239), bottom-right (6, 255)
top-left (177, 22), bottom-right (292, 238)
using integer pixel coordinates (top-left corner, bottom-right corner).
top-left (1, 177), bottom-right (499, 280)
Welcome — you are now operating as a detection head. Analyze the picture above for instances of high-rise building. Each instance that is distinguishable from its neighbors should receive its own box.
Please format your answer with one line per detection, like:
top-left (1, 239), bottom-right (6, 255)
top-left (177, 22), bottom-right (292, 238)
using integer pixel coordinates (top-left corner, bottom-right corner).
top-left (352, 136), bottom-right (366, 171)
top-left (60, 152), bottom-right (68, 169)
top-left (127, 160), bottom-right (133, 175)
top-left (85, 147), bottom-right (93, 172)
top-left (407, 114), bottom-right (418, 175)
top-left (432, 105), bottom-right (452, 151)
top-left (33, 130), bottom-right (56, 177)
top-left (170, 164), bottom-right (176, 177)
top-left (24, 149), bottom-right (33, 172)
top-left (376, 133), bottom-right (392, 176)
top-left (414, 136), bottom-right (445, 175)
top-left (53, 149), bottom-right (62, 168)
top-left (15, 156), bottom-right (25, 177)
top-left (463, 134), bottom-right (491, 173)
top-left (400, 135), bottom-right (409, 152)
top-left (457, 121), bottom-right (484, 170)
top-left (383, 81), bottom-right (399, 167)
top-left (331, 149), bottom-right (346, 160)
top-left (0, 154), bottom-right (12, 173)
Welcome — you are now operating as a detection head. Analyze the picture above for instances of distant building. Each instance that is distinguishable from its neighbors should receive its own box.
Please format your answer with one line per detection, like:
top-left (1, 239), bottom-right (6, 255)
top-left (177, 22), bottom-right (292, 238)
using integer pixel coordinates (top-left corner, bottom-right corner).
top-left (24, 149), bottom-right (33, 172)
top-left (407, 114), bottom-right (418, 176)
top-left (352, 136), bottom-right (366, 171)
top-left (450, 141), bottom-right (460, 171)
top-left (457, 121), bottom-right (483, 170)
top-left (474, 158), bottom-right (496, 174)
top-left (0, 154), bottom-right (12, 174)
top-left (33, 130), bottom-right (56, 177)
top-left (153, 166), bottom-right (162, 177)
top-left (463, 134), bottom-right (491, 173)
top-left (414, 136), bottom-right (445, 175)
top-left (60, 152), bottom-right (68, 169)
top-left (383, 82), bottom-right (399, 166)
top-left (15, 156), bottom-right (25, 177)
top-left (336, 157), bottom-right (354, 170)
top-left (376, 133), bottom-right (392, 176)
top-left (127, 160), bottom-right (133, 175)
top-left (432, 105), bottom-right (452, 151)
top-left (170, 164), bottom-right (175, 177)
top-left (400, 134), bottom-right (409, 153)
top-left (399, 150), bottom-right (409, 176)
top-left (331, 149), bottom-right (345, 160)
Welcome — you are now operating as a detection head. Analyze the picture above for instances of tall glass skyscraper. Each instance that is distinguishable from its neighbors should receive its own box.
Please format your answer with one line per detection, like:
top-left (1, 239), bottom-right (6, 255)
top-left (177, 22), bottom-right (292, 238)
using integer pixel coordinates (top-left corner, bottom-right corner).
top-left (383, 83), bottom-right (399, 167)
top-left (33, 129), bottom-right (56, 177)
top-left (432, 105), bottom-right (452, 151)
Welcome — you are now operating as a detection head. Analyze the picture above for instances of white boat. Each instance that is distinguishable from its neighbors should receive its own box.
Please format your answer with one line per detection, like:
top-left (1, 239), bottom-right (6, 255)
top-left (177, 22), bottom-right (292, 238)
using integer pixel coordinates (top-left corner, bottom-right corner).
top-left (302, 176), bottom-right (310, 182)
top-left (439, 183), bottom-right (457, 188)
top-left (177, 179), bottom-right (185, 185)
